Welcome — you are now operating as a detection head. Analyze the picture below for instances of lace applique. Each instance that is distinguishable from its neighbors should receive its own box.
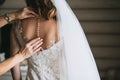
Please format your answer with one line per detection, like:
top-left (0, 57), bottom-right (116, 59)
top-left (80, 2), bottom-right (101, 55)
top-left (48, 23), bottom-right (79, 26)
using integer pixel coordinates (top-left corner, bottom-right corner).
top-left (26, 40), bottom-right (63, 80)
top-left (46, 40), bottom-right (55, 49)
top-left (14, 19), bottom-right (63, 80)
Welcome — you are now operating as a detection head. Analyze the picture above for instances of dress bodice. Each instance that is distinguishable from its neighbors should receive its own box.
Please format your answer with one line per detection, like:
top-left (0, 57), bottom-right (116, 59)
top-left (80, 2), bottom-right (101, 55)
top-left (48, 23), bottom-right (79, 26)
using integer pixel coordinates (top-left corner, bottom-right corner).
top-left (13, 20), bottom-right (64, 80)
top-left (27, 40), bottom-right (63, 80)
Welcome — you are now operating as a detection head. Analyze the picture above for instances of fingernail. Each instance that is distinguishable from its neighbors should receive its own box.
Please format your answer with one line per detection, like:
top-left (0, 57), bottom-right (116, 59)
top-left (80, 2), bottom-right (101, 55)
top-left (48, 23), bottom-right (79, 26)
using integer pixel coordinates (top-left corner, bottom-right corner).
top-left (40, 39), bottom-right (43, 41)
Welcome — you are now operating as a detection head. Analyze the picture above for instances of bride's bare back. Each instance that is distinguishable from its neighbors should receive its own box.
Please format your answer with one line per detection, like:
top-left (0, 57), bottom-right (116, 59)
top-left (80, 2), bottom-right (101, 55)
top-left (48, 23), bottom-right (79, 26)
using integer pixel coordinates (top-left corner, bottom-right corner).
top-left (10, 17), bottom-right (60, 80)
top-left (21, 17), bottom-right (58, 49)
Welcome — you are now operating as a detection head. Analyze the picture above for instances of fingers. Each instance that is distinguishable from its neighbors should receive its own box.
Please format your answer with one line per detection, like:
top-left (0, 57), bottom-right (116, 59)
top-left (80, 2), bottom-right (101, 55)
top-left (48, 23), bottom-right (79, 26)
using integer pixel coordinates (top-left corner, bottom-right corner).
top-left (28, 11), bottom-right (38, 17)
top-left (32, 40), bottom-right (43, 50)
top-left (17, 7), bottom-right (38, 19)
top-left (24, 7), bottom-right (38, 17)
top-left (27, 37), bottom-right (41, 47)
top-left (33, 46), bottom-right (42, 54)
top-left (32, 39), bottom-right (43, 53)
top-left (31, 39), bottom-right (43, 48)
top-left (25, 7), bottom-right (34, 11)
top-left (33, 47), bottom-right (42, 54)
top-left (26, 37), bottom-right (43, 55)
top-left (20, 37), bottom-right (43, 59)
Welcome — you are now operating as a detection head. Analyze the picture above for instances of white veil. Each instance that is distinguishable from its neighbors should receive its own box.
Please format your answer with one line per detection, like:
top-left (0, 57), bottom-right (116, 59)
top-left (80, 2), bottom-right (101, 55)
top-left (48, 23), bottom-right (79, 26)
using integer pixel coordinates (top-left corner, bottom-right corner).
top-left (51, 0), bottom-right (101, 80)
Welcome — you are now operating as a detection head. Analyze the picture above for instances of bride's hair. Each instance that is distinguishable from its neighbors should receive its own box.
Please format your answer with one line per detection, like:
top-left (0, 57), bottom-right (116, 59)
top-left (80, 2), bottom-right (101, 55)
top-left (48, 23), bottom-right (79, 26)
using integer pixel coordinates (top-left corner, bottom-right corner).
top-left (25, 0), bottom-right (56, 20)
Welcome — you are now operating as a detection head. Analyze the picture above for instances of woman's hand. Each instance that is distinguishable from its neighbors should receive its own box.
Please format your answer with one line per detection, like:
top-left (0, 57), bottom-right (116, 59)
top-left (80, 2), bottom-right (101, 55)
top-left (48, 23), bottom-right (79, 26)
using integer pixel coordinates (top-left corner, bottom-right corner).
top-left (18, 37), bottom-right (43, 59)
top-left (15, 7), bottom-right (38, 19)
top-left (0, 7), bottom-right (37, 27)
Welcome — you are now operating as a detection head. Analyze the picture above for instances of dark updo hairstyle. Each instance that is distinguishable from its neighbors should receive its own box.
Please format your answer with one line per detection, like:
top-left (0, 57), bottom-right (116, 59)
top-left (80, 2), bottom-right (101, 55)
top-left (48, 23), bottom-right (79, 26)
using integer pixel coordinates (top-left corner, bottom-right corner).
top-left (25, 0), bottom-right (56, 20)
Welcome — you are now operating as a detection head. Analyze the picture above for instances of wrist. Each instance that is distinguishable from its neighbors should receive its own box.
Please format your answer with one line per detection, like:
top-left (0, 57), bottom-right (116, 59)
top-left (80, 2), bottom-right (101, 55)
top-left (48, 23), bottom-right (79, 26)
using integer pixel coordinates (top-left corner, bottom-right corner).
top-left (13, 11), bottom-right (20, 19)
top-left (4, 12), bottom-right (17, 22)
top-left (16, 52), bottom-right (25, 62)
top-left (9, 12), bottom-right (17, 20)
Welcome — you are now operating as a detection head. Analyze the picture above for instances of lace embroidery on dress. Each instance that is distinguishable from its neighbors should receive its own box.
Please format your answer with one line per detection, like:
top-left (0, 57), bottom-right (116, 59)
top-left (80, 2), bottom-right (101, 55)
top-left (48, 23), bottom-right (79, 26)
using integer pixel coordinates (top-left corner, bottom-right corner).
top-left (13, 19), bottom-right (63, 80)
top-left (13, 19), bottom-right (26, 47)
top-left (27, 40), bottom-right (63, 80)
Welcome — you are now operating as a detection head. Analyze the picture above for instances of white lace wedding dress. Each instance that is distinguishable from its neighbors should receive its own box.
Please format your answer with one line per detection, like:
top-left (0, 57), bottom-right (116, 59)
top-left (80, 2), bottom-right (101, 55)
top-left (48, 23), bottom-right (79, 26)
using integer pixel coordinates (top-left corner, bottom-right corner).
top-left (14, 20), bottom-right (64, 80)
top-left (26, 40), bottom-right (63, 80)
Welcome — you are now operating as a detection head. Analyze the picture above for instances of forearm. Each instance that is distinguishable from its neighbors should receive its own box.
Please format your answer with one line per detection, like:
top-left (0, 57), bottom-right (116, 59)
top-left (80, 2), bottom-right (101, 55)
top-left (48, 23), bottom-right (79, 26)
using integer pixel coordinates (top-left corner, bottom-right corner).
top-left (0, 53), bottom-right (24, 76)
top-left (0, 12), bottom-right (16, 28)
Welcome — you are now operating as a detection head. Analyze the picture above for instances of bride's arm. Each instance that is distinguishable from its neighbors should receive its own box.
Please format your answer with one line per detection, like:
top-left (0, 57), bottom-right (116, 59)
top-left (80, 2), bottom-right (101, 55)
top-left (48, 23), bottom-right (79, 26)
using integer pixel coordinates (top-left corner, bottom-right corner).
top-left (10, 28), bottom-right (22, 80)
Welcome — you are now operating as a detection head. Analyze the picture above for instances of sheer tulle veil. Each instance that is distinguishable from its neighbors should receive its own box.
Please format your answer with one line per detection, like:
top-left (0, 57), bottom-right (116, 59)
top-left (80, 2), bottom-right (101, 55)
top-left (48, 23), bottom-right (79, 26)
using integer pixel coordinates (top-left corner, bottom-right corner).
top-left (51, 0), bottom-right (101, 80)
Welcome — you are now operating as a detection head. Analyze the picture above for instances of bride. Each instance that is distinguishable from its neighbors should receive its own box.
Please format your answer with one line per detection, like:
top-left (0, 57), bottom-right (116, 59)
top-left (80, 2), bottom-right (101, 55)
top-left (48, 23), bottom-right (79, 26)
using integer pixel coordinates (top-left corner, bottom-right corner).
top-left (10, 0), bottom-right (100, 80)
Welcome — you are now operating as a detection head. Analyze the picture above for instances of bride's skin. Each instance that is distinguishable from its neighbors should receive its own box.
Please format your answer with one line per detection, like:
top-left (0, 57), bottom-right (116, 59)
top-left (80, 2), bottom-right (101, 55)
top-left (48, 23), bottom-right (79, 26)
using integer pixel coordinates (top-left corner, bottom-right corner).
top-left (11, 17), bottom-right (58, 80)
top-left (11, 0), bottom-right (58, 79)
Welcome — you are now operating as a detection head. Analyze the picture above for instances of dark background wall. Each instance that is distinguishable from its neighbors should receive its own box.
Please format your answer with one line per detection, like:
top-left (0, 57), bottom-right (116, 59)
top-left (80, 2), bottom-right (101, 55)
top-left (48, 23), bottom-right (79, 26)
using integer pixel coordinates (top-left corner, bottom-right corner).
top-left (0, 0), bottom-right (120, 80)
top-left (67, 0), bottom-right (120, 80)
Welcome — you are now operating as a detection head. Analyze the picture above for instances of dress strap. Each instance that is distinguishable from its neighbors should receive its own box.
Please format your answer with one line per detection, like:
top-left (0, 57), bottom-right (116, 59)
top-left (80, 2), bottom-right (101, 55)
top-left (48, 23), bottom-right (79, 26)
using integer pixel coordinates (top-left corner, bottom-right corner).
top-left (13, 19), bottom-right (26, 47)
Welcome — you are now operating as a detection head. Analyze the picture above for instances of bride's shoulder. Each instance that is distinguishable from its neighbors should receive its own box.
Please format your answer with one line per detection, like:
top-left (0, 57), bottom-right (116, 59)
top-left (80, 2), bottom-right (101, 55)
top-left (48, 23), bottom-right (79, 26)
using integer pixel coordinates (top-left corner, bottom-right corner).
top-left (21, 17), bottom-right (37, 26)
top-left (46, 19), bottom-right (57, 28)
